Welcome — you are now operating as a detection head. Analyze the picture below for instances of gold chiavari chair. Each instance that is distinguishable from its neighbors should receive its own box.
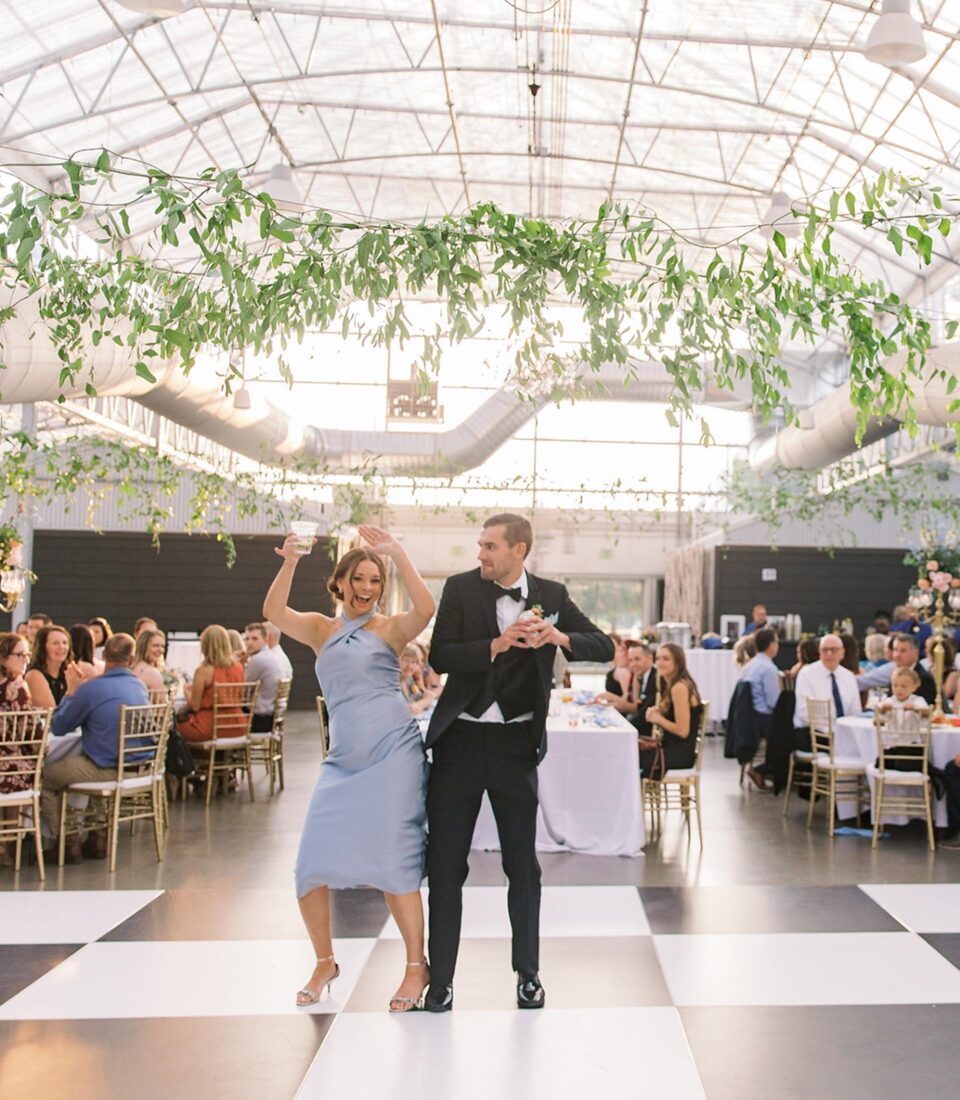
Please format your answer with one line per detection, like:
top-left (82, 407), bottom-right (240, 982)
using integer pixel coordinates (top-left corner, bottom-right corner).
top-left (194, 681), bottom-right (259, 806)
top-left (249, 678), bottom-right (292, 796)
top-left (870, 707), bottom-right (935, 851)
top-left (58, 702), bottom-right (171, 873)
top-left (0, 709), bottom-right (51, 880)
top-left (642, 702), bottom-right (709, 846)
top-left (805, 697), bottom-right (868, 835)
top-left (316, 695), bottom-right (330, 759)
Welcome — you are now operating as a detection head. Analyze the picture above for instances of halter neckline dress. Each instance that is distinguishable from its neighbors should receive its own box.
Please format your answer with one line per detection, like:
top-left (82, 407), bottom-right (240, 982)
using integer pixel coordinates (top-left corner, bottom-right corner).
top-left (295, 610), bottom-right (428, 897)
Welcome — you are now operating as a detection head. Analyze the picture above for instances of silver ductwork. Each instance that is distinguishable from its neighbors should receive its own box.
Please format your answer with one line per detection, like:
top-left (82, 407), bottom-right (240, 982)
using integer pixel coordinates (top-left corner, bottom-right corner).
top-left (2, 297), bottom-right (753, 475)
top-left (749, 346), bottom-right (960, 472)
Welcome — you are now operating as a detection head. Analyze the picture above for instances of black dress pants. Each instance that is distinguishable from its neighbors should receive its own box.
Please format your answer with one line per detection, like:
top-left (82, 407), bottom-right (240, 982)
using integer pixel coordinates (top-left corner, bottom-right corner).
top-left (426, 718), bottom-right (541, 984)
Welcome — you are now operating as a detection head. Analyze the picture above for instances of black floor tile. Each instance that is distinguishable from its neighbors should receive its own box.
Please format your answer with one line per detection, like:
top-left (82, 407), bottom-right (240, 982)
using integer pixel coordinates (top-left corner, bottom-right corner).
top-left (0, 946), bottom-right (81, 1005)
top-left (0, 1015), bottom-right (332, 1100)
top-left (101, 887), bottom-right (388, 941)
top-left (681, 1005), bottom-right (960, 1100)
top-left (639, 885), bottom-right (905, 934)
top-left (922, 934), bottom-right (960, 971)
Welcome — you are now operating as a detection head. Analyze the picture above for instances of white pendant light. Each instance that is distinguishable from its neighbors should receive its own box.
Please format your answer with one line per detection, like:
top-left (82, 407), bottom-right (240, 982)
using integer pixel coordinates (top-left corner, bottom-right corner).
top-left (261, 163), bottom-right (302, 209)
top-left (762, 192), bottom-right (800, 239)
top-left (864, 0), bottom-right (926, 65)
top-left (114, 0), bottom-right (186, 16)
top-left (233, 385), bottom-right (252, 410)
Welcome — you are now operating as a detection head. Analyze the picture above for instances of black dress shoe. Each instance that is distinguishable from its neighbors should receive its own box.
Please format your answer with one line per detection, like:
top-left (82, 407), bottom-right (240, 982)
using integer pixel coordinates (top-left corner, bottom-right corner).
top-left (423, 983), bottom-right (454, 1013)
top-left (516, 973), bottom-right (545, 1009)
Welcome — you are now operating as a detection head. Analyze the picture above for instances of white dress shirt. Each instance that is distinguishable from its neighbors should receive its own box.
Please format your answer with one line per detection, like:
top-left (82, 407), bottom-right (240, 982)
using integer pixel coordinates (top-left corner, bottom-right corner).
top-left (794, 661), bottom-right (862, 727)
top-left (459, 569), bottom-right (534, 724)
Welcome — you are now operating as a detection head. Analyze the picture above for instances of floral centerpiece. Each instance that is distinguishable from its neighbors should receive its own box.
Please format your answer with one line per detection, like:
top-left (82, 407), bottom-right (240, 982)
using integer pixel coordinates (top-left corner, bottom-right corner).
top-left (0, 521), bottom-right (37, 613)
top-left (904, 535), bottom-right (960, 719)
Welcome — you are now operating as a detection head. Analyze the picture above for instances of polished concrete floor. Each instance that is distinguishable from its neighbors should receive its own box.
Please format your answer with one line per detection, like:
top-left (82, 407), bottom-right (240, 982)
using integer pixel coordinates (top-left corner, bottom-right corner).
top-left (2, 719), bottom-right (959, 1098)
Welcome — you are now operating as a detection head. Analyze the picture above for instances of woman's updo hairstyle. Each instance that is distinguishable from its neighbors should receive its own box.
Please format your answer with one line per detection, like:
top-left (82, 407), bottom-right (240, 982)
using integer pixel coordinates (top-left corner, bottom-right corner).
top-left (327, 548), bottom-right (387, 607)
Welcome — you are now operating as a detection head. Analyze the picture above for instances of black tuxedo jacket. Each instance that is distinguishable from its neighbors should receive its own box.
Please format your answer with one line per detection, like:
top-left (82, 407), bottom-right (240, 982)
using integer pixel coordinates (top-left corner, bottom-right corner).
top-left (631, 668), bottom-right (659, 737)
top-left (425, 568), bottom-right (614, 762)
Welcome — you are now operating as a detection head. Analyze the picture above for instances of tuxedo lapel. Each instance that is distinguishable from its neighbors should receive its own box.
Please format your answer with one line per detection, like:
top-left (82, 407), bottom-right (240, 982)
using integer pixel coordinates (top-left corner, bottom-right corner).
top-left (478, 575), bottom-right (500, 638)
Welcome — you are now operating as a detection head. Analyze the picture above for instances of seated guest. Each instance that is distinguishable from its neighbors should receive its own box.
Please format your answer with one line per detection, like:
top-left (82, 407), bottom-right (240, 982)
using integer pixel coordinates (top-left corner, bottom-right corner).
top-left (867, 610), bottom-right (892, 637)
top-left (417, 641), bottom-right (442, 692)
top-left (877, 666), bottom-right (928, 715)
top-left (15, 622), bottom-right (30, 640)
top-left (839, 633), bottom-right (860, 675)
top-left (42, 633), bottom-right (148, 862)
top-left (939, 750), bottom-right (960, 850)
top-left (178, 625), bottom-right (244, 743)
top-left (25, 624), bottom-right (75, 710)
top-left (857, 633), bottom-right (936, 705)
top-left (399, 643), bottom-right (439, 717)
top-left (787, 637), bottom-right (821, 684)
top-left (243, 621), bottom-right (287, 732)
top-left (24, 613), bottom-right (51, 644)
top-left (595, 642), bottom-right (655, 731)
top-left (641, 643), bottom-right (702, 778)
top-left (794, 634), bottom-right (862, 748)
top-left (87, 617), bottom-right (113, 661)
top-left (890, 605), bottom-right (932, 649)
top-left (734, 634), bottom-right (757, 668)
top-left (227, 628), bottom-right (246, 667)
top-left (741, 627), bottom-right (781, 789)
top-left (264, 621), bottom-right (294, 679)
top-left (133, 617), bottom-right (158, 640)
top-left (0, 632), bottom-right (36, 865)
top-left (921, 634), bottom-right (959, 705)
top-left (861, 633), bottom-right (889, 669)
top-left (604, 633), bottom-right (632, 696)
top-left (743, 603), bottom-right (768, 635)
top-left (131, 629), bottom-right (169, 697)
top-left (69, 624), bottom-right (102, 679)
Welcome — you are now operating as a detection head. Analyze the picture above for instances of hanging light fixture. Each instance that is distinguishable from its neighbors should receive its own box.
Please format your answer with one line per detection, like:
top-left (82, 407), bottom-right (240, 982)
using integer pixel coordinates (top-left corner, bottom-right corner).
top-left (261, 163), bottom-right (303, 210)
top-left (114, 0), bottom-right (186, 16)
top-left (233, 386), bottom-right (252, 410)
top-left (761, 192), bottom-right (801, 239)
top-left (864, 0), bottom-right (926, 65)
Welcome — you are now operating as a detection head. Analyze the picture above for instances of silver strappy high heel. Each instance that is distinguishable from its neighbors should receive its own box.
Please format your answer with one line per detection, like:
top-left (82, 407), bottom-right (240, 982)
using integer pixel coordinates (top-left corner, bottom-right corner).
top-left (296, 954), bottom-right (340, 1006)
top-left (389, 959), bottom-right (429, 1013)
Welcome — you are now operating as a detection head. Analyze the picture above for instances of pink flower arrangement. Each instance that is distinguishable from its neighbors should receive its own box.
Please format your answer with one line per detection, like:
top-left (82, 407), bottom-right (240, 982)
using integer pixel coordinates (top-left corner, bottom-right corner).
top-left (918, 577), bottom-right (932, 589)
top-left (931, 571), bottom-right (954, 593)
top-left (927, 559), bottom-right (941, 571)
top-left (5, 541), bottom-right (22, 567)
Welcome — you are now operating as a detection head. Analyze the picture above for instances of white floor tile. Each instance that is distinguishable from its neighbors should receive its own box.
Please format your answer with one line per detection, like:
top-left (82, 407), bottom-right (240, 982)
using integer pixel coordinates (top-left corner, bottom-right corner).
top-left (379, 886), bottom-right (649, 939)
top-left (295, 1007), bottom-right (705, 1100)
top-left (654, 932), bottom-right (960, 1006)
top-left (0, 890), bottom-right (163, 945)
top-left (859, 884), bottom-right (960, 933)
top-left (0, 937), bottom-right (376, 1019)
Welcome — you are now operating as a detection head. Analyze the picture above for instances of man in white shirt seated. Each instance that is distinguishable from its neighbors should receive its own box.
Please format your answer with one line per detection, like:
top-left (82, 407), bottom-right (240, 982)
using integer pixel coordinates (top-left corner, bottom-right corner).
top-left (265, 620), bottom-right (293, 679)
top-left (794, 633), bottom-right (862, 749)
top-left (244, 622), bottom-right (287, 732)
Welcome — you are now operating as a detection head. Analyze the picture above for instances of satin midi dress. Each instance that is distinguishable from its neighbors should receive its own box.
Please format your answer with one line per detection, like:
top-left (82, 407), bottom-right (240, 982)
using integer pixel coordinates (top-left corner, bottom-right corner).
top-left (295, 611), bottom-right (428, 897)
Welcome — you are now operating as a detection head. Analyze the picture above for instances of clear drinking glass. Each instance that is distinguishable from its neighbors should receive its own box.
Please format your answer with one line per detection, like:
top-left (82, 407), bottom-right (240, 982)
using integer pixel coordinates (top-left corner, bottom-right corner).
top-left (290, 521), bottom-right (318, 554)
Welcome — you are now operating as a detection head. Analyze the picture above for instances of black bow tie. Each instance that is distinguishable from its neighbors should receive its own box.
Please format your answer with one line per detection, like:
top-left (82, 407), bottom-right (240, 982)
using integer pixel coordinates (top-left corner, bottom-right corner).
top-left (490, 584), bottom-right (523, 602)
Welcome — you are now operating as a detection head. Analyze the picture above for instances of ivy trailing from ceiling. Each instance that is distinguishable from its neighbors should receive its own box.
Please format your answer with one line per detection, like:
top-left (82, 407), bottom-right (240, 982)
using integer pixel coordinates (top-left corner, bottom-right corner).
top-left (723, 453), bottom-right (960, 549)
top-left (0, 153), bottom-right (955, 445)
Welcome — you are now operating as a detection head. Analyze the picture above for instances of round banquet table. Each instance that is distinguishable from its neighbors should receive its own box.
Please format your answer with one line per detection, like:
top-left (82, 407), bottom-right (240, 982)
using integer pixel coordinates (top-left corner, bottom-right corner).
top-left (834, 715), bottom-right (960, 827)
top-left (683, 649), bottom-right (739, 722)
top-left (470, 693), bottom-right (644, 856)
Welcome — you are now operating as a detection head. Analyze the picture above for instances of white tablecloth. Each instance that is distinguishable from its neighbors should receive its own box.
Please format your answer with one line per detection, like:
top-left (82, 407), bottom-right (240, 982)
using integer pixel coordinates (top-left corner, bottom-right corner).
top-left (471, 695), bottom-right (643, 856)
top-left (835, 715), bottom-right (960, 827)
top-left (165, 639), bottom-right (202, 681)
top-left (683, 649), bottom-right (739, 722)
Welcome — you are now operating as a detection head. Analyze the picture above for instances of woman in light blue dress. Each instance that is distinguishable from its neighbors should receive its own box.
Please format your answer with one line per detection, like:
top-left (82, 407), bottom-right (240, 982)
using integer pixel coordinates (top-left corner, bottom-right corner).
top-left (264, 524), bottom-right (435, 1012)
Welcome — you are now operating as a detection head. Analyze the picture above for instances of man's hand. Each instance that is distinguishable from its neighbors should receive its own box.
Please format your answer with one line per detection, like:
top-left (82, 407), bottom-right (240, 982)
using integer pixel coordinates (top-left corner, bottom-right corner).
top-left (490, 619), bottom-right (538, 659)
top-left (523, 619), bottom-right (570, 650)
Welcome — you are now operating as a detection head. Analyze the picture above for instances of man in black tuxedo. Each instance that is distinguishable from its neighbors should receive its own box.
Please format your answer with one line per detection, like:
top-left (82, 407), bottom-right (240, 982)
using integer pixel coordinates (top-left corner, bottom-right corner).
top-left (423, 513), bottom-right (613, 1012)
top-left (629, 643), bottom-right (658, 737)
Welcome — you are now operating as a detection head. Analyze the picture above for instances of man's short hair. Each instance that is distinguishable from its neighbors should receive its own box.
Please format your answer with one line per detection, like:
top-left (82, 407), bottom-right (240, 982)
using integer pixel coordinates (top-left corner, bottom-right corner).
top-left (625, 640), bottom-right (652, 656)
top-left (483, 513), bottom-right (533, 558)
top-left (244, 622), bottom-right (267, 638)
top-left (28, 613), bottom-right (51, 625)
top-left (892, 632), bottom-right (919, 650)
top-left (752, 604), bottom-right (767, 614)
top-left (103, 633), bottom-right (136, 664)
top-left (754, 627), bottom-right (777, 653)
